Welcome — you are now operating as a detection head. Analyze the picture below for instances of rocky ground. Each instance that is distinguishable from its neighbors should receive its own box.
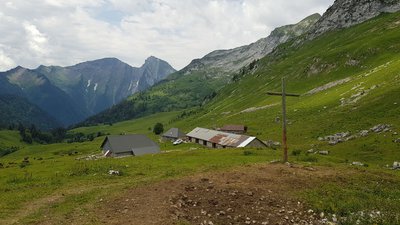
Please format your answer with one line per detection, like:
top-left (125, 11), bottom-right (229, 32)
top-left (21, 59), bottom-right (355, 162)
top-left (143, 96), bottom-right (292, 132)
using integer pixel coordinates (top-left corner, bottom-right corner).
top-left (93, 164), bottom-right (341, 225)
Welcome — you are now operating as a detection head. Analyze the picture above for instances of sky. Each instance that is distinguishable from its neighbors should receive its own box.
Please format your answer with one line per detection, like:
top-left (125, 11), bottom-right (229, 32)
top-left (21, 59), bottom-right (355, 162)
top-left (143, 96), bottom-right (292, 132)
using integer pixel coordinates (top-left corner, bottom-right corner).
top-left (0, 0), bottom-right (334, 71)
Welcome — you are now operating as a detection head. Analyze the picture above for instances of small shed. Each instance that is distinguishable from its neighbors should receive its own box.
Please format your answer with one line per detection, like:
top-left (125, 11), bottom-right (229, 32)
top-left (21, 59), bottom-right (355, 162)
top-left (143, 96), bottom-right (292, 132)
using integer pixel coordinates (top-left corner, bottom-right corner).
top-left (162, 128), bottom-right (186, 141)
top-left (218, 125), bottom-right (248, 134)
top-left (101, 134), bottom-right (160, 157)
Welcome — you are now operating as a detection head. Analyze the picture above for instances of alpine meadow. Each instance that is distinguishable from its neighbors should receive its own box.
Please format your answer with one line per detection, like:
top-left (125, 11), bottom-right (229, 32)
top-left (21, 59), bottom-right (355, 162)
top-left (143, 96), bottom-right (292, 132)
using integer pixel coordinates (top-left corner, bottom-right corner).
top-left (1, 0), bottom-right (400, 225)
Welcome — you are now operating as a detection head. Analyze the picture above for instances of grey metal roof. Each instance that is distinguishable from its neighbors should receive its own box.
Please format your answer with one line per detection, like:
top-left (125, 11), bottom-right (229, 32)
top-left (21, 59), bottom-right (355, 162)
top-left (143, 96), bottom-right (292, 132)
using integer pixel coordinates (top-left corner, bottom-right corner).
top-left (186, 127), bottom-right (257, 148)
top-left (162, 128), bottom-right (185, 138)
top-left (101, 134), bottom-right (160, 156)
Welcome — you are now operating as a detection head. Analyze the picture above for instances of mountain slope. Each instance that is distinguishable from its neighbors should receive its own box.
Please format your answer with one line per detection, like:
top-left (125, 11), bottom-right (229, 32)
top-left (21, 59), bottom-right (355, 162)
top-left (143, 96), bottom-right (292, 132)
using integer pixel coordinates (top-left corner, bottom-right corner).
top-left (309, 0), bottom-right (400, 38)
top-left (182, 13), bottom-right (321, 75)
top-left (80, 14), bottom-right (320, 126)
top-left (171, 11), bottom-right (400, 163)
top-left (2, 67), bottom-right (85, 126)
top-left (0, 95), bottom-right (60, 130)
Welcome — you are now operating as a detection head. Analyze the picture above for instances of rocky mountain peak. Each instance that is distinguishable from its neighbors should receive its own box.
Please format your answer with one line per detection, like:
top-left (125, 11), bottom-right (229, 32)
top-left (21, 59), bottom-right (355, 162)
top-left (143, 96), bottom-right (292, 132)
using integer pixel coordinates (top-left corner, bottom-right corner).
top-left (271, 13), bottom-right (321, 37)
top-left (145, 55), bottom-right (160, 62)
top-left (309, 0), bottom-right (400, 38)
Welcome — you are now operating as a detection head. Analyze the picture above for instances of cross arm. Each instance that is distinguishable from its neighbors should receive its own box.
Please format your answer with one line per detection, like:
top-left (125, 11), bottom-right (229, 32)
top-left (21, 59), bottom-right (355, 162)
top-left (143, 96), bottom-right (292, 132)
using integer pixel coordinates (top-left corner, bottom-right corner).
top-left (267, 92), bottom-right (301, 97)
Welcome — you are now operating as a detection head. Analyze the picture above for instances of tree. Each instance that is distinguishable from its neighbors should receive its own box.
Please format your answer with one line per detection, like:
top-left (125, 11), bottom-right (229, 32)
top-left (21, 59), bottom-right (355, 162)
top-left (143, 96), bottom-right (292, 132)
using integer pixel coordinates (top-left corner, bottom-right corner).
top-left (153, 122), bottom-right (164, 135)
top-left (29, 124), bottom-right (39, 139)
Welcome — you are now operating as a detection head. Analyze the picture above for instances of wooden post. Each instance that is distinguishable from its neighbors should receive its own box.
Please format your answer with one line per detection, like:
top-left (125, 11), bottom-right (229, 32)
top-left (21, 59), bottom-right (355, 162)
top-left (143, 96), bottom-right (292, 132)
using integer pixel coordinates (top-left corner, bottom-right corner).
top-left (267, 77), bottom-right (300, 163)
top-left (281, 77), bottom-right (288, 162)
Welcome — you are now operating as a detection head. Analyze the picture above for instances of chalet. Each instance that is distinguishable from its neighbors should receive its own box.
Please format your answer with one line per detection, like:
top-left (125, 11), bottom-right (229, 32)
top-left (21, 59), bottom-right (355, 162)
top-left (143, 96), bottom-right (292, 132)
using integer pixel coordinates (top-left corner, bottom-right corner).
top-left (186, 127), bottom-right (267, 149)
top-left (162, 128), bottom-right (186, 141)
top-left (101, 134), bottom-right (160, 157)
top-left (218, 124), bottom-right (248, 134)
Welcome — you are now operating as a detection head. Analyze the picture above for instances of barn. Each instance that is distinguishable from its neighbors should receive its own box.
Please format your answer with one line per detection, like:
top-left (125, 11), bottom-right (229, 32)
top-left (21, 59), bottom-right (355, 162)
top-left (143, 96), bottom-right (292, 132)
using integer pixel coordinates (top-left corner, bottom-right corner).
top-left (186, 127), bottom-right (267, 149)
top-left (101, 134), bottom-right (160, 157)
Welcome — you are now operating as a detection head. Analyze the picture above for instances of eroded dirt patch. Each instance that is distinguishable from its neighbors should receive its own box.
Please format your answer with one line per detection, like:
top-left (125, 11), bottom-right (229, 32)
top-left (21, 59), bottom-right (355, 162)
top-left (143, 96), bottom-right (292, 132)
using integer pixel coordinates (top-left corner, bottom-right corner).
top-left (94, 164), bottom-right (339, 225)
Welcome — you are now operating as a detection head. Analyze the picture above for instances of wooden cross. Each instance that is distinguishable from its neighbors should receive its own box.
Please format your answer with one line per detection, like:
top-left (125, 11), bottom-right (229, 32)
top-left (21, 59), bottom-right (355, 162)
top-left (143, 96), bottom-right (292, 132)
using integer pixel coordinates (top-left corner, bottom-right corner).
top-left (267, 77), bottom-right (300, 162)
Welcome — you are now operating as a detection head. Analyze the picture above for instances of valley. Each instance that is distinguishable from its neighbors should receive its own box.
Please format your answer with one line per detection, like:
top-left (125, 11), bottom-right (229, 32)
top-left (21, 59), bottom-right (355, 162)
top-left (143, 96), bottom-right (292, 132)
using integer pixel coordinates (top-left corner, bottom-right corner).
top-left (1, 0), bottom-right (400, 224)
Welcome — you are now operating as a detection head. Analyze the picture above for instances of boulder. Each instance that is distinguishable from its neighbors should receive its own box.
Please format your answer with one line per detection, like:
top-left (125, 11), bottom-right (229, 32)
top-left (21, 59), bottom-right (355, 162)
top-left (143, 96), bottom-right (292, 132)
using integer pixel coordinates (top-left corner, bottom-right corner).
top-left (359, 130), bottom-right (369, 137)
top-left (352, 162), bottom-right (364, 166)
top-left (108, 170), bottom-right (120, 175)
top-left (321, 132), bottom-right (351, 145)
top-left (318, 151), bottom-right (329, 155)
top-left (370, 124), bottom-right (391, 133)
top-left (393, 162), bottom-right (400, 170)
top-left (394, 138), bottom-right (400, 143)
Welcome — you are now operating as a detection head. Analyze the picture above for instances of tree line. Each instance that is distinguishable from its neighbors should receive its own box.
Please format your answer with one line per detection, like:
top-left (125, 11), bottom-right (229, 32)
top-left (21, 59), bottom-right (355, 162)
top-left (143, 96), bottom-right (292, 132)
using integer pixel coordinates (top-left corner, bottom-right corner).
top-left (6, 123), bottom-right (105, 144)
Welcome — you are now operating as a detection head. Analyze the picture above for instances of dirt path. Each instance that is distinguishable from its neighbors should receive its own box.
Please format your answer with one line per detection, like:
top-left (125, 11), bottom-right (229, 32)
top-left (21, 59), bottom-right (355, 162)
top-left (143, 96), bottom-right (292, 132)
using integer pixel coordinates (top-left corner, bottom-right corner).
top-left (91, 163), bottom-right (339, 225)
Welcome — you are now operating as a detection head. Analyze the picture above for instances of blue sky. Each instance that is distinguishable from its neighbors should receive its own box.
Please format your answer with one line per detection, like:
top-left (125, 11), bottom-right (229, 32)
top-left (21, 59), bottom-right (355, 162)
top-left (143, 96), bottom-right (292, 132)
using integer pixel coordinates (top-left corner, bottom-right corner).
top-left (0, 0), bottom-right (334, 71)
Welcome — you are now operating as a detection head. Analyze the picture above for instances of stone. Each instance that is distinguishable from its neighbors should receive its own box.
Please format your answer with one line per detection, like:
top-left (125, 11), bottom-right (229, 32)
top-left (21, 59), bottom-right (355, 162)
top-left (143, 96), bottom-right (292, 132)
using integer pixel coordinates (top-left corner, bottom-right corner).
top-left (323, 132), bottom-right (351, 145)
top-left (370, 124), bottom-right (391, 133)
top-left (393, 162), bottom-right (400, 170)
top-left (319, 151), bottom-right (329, 155)
top-left (108, 170), bottom-right (120, 175)
top-left (394, 138), bottom-right (400, 143)
top-left (352, 162), bottom-right (364, 166)
top-left (359, 130), bottom-right (369, 137)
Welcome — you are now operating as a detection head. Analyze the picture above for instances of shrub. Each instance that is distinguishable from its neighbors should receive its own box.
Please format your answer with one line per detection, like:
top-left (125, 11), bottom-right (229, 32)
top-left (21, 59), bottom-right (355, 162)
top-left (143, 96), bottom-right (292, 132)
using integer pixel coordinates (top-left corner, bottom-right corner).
top-left (153, 122), bottom-right (164, 135)
top-left (292, 149), bottom-right (302, 156)
top-left (243, 150), bottom-right (254, 156)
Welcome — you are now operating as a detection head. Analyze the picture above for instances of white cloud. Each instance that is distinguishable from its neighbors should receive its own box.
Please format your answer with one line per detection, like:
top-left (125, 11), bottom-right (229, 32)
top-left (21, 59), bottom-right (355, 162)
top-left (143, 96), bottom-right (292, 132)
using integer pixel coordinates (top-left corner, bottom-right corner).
top-left (0, 48), bottom-right (16, 71)
top-left (23, 22), bottom-right (49, 56)
top-left (0, 0), bottom-right (334, 71)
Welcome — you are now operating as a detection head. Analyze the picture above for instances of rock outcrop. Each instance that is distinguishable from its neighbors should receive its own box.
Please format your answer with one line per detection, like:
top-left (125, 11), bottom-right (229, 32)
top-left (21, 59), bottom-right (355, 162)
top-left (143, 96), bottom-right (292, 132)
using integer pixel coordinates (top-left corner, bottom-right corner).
top-left (309, 0), bottom-right (400, 38)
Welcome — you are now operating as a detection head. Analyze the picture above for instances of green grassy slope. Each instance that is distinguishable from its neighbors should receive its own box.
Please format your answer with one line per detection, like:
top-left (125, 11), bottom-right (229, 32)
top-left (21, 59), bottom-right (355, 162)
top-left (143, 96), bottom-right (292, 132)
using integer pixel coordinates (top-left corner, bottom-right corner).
top-left (169, 12), bottom-right (400, 165)
top-left (0, 130), bottom-right (25, 148)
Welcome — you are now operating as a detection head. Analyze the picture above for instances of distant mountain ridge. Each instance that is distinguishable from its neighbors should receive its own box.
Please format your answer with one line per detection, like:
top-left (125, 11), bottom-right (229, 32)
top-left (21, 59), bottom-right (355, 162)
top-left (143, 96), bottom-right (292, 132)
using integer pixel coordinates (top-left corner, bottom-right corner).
top-left (182, 13), bottom-right (321, 75)
top-left (0, 56), bottom-right (176, 128)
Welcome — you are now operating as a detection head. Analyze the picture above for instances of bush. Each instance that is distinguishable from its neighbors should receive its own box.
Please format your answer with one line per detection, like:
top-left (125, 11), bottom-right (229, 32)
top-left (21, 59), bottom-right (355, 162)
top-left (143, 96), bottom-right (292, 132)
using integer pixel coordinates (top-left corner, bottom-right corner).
top-left (292, 149), bottom-right (302, 156)
top-left (299, 155), bottom-right (318, 162)
top-left (0, 146), bottom-right (20, 157)
top-left (243, 150), bottom-right (254, 156)
top-left (153, 122), bottom-right (164, 135)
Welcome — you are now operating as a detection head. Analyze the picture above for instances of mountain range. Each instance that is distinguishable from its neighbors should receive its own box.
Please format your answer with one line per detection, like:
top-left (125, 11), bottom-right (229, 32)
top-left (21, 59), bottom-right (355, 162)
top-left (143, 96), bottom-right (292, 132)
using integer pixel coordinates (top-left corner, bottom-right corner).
top-left (80, 13), bottom-right (322, 126)
top-left (2, 0), bottom-right (400, 131)
top-left (82, 0), bottom-right (400, 127)
top-left (0, 56), bottom-right (176, 129)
